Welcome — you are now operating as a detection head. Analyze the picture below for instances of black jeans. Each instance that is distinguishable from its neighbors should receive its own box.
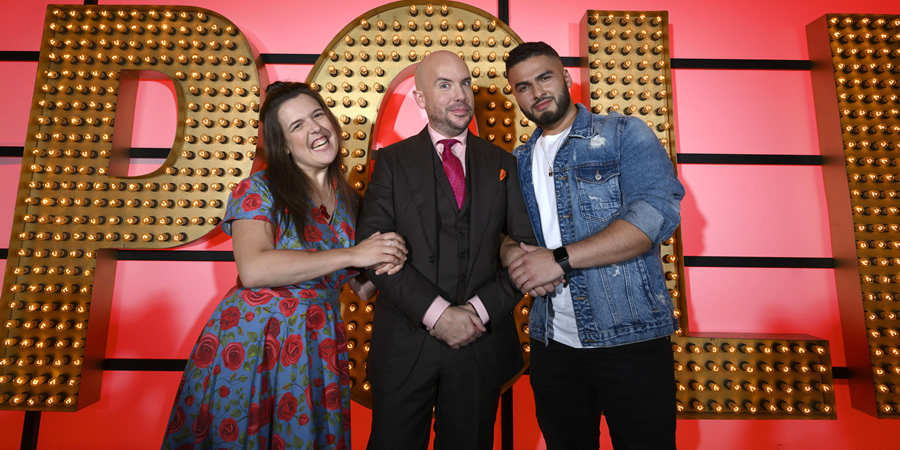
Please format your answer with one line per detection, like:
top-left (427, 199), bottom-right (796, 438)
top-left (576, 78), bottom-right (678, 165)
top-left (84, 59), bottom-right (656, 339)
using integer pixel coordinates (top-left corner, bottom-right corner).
top-left (529, 337), bottom-right (676, 449)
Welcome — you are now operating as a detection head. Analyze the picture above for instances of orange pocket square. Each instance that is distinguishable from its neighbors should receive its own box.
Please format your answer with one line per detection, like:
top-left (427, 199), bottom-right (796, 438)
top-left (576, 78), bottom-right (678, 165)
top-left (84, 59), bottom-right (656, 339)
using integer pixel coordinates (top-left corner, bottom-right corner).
top-left (499, 169), bottom-right (507, 181)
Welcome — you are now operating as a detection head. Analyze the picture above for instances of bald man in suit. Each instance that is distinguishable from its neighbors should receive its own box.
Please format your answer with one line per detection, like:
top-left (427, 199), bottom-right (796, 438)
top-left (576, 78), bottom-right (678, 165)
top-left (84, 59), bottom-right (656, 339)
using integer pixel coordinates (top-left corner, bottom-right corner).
top-left (357, 51), bottom-right (536, 449)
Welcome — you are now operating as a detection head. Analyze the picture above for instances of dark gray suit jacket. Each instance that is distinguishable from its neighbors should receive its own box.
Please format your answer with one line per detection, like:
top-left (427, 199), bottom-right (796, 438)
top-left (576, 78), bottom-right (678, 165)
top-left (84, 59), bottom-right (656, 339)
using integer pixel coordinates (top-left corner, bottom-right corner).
top-left (357, 127), bottom-right (536, 393)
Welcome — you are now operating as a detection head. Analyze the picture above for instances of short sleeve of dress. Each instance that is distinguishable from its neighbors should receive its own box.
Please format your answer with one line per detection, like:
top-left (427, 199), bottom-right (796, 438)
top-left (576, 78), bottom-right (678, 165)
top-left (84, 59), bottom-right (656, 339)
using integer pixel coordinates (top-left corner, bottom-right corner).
top-left (221, 171), bottom-right (274, 236)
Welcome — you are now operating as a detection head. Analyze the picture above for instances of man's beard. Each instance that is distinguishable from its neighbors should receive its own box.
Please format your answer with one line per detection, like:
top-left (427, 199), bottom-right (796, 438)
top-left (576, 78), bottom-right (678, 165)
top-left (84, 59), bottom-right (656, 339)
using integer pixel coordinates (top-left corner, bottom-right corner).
top-left (527, 88), bottom-right (571, 127)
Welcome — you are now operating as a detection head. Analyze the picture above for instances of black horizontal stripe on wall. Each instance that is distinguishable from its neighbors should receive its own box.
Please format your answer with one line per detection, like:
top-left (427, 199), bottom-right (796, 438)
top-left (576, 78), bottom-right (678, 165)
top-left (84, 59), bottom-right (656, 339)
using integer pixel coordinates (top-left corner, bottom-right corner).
top-left (2, 50), bottom-right (814, 71)
top-left (100, 357), bottom-right (850, 378)
top-left (103, 358), bottom-right (186, 371)
top-left (684, 256), bottom-right (834, 269)
top-left (0, 147), bottom-right (828, 166)
top-left (671, 59), bottom-right (812, 70)
top-left (559, 57), bottom-right (811, 70)
top-left (0, 249), bottom-right (834, 268)
top-left (0, 146), bottom-right (23, 157)
top-left (676, 154), bottom-right (823, 165)
top-left (0, 51), bottom-right (39, 62)
top-left (117, 250), bottom-right (234, 262)
top-left (260, 53), bottom-right (320, 65)
top-left (0, 147), bottom-right (173, 158)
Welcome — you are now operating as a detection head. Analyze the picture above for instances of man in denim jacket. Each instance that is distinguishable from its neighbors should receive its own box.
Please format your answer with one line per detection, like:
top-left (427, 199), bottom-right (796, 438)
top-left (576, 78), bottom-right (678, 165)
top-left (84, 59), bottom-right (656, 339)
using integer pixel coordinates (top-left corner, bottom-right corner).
top-left (504, 42), bottom-right (685, 449)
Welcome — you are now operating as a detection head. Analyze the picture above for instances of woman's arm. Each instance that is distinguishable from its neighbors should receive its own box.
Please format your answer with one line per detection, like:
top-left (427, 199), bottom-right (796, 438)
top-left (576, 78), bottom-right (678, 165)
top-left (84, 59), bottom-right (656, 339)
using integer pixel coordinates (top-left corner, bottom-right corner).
top-left (231, 219), bottom-right (407, 288)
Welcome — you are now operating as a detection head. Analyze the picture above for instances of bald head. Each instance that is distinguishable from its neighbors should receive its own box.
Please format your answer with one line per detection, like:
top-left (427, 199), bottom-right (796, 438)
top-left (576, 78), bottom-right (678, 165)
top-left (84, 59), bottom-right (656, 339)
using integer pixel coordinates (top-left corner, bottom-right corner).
top-left (413, 51), bottom-right (474, 138)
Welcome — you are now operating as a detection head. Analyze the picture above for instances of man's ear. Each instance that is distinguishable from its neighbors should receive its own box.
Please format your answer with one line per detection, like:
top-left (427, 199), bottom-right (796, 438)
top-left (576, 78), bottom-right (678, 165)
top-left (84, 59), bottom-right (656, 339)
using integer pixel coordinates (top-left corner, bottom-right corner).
top-left (413, 90), bottom-right (427, 109)
top-left (564, 69), bottom-right (573, 89)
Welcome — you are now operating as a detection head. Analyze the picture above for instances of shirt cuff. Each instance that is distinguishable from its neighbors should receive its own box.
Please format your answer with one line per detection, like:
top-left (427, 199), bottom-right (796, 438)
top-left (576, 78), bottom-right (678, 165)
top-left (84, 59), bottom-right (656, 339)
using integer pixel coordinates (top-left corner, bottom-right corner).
top-left (422, 296), bottom-right (452, 330)
top-left (467, 296), bottom-right (490, 325)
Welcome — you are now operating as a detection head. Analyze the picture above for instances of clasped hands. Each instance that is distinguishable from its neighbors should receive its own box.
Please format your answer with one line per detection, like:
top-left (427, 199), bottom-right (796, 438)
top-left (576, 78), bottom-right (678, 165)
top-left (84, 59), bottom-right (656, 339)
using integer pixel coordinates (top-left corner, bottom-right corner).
top-left (429, 304), bottom-right (485, 349)
top-left (508, 242), bottom-right (565, 297)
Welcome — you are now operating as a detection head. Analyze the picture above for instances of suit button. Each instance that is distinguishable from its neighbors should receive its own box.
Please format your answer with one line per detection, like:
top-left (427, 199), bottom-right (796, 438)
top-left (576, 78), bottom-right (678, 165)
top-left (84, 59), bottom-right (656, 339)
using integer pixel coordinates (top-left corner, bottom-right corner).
top-left (457, 231), bottom-right (465, 237)
top-left (460, 251), bottom-right (468, 258)
top-left (429, 256), bottom-right (436, 263)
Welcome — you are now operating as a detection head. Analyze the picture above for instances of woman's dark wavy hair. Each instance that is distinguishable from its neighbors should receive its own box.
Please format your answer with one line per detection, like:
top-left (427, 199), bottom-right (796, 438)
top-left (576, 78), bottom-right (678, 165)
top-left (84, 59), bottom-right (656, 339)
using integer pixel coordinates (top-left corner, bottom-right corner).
top-left (258, 81), bottom-right (360, 241)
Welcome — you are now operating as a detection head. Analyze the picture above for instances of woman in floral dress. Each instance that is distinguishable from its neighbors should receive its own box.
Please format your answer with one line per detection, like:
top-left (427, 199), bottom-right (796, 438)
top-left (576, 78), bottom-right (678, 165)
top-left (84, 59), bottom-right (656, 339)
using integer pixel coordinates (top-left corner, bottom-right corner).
top-left (162, 82), bottom-right (407, 449)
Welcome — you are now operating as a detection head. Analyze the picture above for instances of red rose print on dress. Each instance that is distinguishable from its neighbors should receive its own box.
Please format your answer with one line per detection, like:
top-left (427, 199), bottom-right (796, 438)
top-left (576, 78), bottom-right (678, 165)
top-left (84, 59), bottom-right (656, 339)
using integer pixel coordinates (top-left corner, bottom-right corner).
top-left (281, 334), bottom-right (303, 366)
top-left (340, 221), bottom-right (355, 241)
top-left (219, 417), bottom-right (239, 442)
top-left (220, 306), bottom-right (240, 330)
top-left (192, 333), bottom-right (219, 369)
top-left (319, 338), bottom-right (340, 374)
top-left (339, 360), bottom-right (350, 386)
top-left (166, 405), bottom-right (185, 434)
top-left (335, 323), bottom-right (348, 352)
top-left (264, 317), bottom-right (281, 338)
top-left (322, 382), bottom-right (342, 410)
top-left (304, 225), bottom-right (323, 242)
top-left (219, 386), bottom-right (230, 397)
top-left (241, 290), bottom-right (274, 307)
top-left (298, 413), bottom-right (309, 425)
top-left (272, 434), bottom-right (286, 450)
top-left (232, 179), bottom-right (250, 199)
top-left (222, 342), bottom-right (245, 371)
top-left (242, 193), bottom-right (263, 212)
top-left (193, 403), bottom-right (213, 442)
top-left (305, 385), bottom-right (314, 411)
top-left (306, 305), bottom-right (326, 330)
top-left (260, 396), bottom-right (275, 428)
top-left (247, 402), bottom-right (261, 435)
top-left (342, 407), bottom-right (351, 427)
top-left (277, 392), bottom-right (298, 421)
top-left (258, 334), bottom-right (281, 373)
top-left (270, 286), bottom-right (293, 297)
top-left (279, 297), bottom-right (298, 317)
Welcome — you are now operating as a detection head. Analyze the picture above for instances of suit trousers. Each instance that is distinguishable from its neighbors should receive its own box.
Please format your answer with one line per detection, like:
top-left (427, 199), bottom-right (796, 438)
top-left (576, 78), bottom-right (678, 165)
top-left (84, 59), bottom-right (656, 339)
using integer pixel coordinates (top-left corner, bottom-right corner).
top-left (368, 336), bottom-right (501, 450)
top-left (529, 336), bottom-right (676, 449)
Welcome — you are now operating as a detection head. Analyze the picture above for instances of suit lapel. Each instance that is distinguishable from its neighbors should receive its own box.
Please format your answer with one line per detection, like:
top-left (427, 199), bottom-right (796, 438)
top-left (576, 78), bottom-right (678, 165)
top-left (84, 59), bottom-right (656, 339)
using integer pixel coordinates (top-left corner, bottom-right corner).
top-left (400, 128), bottom-right (439, 254)
top-left (465, 133), bottom-right (501, 272)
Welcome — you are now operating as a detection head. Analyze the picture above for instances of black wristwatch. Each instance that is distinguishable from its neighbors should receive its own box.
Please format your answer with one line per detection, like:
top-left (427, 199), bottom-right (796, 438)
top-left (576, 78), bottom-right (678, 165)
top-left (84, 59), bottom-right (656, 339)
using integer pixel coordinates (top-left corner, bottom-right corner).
top-left (553, 246), bottom-right (573, 274)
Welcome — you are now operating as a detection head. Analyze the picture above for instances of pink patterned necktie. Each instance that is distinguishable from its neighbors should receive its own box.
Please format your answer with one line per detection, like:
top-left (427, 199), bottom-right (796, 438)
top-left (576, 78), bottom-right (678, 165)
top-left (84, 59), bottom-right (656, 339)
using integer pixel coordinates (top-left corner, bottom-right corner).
top-left (439, 138), bottom-right (465, 209)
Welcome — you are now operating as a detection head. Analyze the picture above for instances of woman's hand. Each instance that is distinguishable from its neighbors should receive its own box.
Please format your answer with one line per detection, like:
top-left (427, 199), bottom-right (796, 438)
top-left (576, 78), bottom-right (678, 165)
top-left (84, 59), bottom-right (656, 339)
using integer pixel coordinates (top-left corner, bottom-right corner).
top-left (352, 231), bottom-right (407, 274)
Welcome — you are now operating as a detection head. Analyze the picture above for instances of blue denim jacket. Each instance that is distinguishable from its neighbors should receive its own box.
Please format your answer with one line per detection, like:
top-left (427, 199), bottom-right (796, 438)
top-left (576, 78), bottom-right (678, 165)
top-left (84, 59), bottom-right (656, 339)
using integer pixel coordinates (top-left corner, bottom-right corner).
top-left (513, 104), bottom-right (685, 347)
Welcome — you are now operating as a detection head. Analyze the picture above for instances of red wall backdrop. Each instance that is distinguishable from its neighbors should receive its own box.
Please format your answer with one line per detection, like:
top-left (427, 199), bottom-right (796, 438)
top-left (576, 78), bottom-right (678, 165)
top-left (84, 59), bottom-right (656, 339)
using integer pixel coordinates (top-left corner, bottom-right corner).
top-left (2, 0), bottom-right (900, 448)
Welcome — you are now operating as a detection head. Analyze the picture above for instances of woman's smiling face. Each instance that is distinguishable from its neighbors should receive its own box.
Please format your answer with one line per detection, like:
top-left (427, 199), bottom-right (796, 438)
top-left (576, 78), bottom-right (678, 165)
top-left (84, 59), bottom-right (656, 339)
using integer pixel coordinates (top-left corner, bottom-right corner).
top-left (277, 93), bottom-right (340, 175)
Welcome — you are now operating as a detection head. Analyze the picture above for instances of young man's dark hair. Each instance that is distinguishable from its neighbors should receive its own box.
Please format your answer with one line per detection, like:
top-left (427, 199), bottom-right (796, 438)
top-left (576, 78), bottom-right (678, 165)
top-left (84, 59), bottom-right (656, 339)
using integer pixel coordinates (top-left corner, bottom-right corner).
top-left (505, 41), bottom-right (562, 74)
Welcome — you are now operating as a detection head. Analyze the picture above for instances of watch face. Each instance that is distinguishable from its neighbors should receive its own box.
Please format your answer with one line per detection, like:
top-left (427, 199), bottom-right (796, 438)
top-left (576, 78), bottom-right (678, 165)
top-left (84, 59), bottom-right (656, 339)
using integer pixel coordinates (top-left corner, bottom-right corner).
top-left (553, 247), bottom-right (568, 262)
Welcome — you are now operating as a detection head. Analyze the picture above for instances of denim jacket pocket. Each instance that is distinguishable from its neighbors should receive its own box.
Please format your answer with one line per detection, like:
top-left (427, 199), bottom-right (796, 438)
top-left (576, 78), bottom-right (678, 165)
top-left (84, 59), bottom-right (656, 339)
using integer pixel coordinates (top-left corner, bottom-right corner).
top-left (574, 162), bottom-right (621, 224)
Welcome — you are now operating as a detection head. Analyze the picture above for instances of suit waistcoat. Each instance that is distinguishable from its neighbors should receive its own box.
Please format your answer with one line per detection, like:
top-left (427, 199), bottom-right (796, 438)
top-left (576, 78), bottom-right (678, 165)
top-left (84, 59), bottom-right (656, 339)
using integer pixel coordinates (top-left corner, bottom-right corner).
top-left (432, 148), bottom-right (472, 304)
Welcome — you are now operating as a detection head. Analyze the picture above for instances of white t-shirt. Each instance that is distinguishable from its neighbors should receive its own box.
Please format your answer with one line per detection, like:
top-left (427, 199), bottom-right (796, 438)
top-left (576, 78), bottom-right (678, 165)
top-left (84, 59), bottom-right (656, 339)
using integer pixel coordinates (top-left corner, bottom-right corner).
top-left (531, 127), bottom-right (583, 348)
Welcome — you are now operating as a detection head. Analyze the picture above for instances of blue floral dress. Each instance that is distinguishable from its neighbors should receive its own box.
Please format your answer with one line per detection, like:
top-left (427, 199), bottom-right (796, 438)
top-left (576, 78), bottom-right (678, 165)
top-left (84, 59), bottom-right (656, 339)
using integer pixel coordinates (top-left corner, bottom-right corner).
top-left (162, 171), bottom-right (354, 450)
